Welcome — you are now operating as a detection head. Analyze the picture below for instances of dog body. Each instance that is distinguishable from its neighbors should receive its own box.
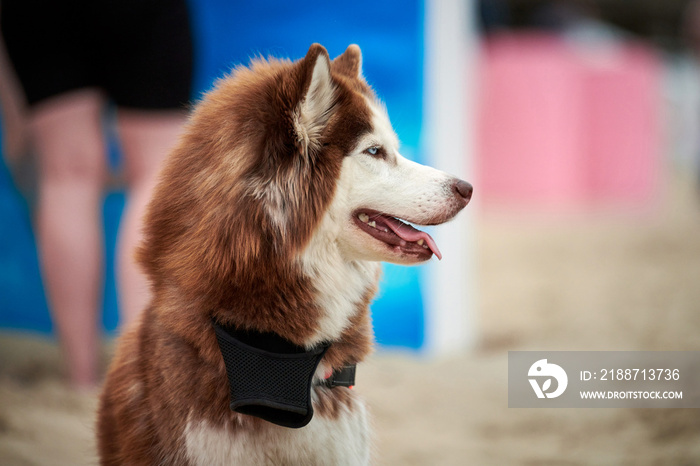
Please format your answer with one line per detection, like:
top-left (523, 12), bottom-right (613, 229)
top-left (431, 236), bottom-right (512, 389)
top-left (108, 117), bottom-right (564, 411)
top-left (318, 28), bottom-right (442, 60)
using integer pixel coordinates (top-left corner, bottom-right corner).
top-left (98, 44), bottom-right (471, 465)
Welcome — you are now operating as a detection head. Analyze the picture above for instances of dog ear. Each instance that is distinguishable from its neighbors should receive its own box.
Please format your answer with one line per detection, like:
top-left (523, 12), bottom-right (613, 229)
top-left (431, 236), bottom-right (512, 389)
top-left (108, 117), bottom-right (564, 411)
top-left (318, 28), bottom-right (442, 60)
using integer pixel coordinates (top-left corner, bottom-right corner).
top-left (295, 44), bottom-right (335, 155)
top-left (333, 44), bottom-right (362, 78)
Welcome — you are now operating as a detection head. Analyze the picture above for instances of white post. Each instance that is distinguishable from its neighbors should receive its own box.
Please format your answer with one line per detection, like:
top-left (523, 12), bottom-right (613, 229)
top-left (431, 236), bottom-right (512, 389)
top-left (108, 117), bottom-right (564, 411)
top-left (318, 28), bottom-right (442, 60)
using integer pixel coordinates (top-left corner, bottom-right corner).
top-left (422, 0), bottom-right (478, 355)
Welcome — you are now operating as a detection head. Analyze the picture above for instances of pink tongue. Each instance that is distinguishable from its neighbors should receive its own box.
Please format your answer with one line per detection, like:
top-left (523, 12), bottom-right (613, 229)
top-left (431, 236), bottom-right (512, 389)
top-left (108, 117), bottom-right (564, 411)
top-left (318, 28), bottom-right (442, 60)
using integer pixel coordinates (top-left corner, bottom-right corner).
top-left (380, 215), bottom-right (443, 260)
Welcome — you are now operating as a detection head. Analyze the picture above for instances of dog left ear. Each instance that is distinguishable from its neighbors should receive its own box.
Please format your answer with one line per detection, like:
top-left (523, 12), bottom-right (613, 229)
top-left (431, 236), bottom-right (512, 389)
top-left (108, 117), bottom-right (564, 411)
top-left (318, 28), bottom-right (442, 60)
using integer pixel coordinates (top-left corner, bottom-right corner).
top-left (333, 44), bottom-right (362, 78)
top-left (295, 44), bottom-right (336, 155)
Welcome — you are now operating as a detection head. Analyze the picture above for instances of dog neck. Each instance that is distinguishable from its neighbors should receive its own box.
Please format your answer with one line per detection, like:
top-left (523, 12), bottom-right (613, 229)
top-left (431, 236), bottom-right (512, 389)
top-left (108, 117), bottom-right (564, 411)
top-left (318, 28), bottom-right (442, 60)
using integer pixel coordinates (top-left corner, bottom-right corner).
top-left (297, 235), bottom-right (381, 348)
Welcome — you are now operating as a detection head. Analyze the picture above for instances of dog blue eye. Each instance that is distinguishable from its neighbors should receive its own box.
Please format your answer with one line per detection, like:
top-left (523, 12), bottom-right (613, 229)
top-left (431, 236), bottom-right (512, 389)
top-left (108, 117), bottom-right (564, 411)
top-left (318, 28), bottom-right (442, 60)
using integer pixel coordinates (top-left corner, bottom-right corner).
top-left (366, 146), bottom-right (380, 156)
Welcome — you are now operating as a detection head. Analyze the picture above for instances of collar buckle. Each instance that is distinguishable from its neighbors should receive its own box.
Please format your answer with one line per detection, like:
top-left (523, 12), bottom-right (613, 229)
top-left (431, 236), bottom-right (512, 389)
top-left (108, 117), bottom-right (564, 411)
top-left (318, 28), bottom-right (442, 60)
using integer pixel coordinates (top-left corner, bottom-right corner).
top-left (322, 364), bottom-right (356, 388)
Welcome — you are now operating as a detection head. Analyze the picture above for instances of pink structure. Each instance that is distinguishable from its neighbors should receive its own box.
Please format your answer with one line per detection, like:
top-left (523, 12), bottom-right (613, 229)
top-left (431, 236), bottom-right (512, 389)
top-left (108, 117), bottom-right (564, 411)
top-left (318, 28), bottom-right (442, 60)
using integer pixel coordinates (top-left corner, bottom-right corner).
top-left (476, 34), bottom-right (662, 212)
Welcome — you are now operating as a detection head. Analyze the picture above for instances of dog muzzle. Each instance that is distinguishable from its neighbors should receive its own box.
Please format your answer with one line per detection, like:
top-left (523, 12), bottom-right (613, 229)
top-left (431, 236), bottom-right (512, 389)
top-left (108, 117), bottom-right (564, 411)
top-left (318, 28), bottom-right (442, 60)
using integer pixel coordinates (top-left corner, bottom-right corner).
top-left (213, 321), bottom-right (355, 428)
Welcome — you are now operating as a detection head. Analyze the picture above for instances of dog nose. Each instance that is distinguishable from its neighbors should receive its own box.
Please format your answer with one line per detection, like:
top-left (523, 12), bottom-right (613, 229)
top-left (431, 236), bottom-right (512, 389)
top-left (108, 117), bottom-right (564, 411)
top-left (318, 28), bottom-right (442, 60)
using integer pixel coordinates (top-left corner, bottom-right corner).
top-left (453, 179), bottom-right (473, 202)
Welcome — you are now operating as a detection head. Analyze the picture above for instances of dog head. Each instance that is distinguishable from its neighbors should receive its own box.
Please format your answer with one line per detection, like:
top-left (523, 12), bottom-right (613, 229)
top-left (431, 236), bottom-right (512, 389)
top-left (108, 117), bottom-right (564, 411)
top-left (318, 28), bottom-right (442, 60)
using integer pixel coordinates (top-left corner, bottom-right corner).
top-left (305, 44), bottom-right (472, 265)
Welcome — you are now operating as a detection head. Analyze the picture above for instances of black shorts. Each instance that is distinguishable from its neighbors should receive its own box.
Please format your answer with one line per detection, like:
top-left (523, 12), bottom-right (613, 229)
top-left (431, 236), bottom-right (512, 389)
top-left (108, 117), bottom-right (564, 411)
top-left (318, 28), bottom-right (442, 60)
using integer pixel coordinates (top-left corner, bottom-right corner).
top-left (1, 0), bottom-right (193, 110)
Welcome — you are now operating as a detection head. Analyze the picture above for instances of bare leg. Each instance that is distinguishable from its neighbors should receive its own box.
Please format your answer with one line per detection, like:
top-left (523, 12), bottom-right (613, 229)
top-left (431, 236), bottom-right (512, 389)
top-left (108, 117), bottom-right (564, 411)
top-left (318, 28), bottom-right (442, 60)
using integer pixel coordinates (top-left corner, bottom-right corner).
top-left (31, 90), bottom-right (106, 389)
top-left (116, 109), bottom-right (186, 327)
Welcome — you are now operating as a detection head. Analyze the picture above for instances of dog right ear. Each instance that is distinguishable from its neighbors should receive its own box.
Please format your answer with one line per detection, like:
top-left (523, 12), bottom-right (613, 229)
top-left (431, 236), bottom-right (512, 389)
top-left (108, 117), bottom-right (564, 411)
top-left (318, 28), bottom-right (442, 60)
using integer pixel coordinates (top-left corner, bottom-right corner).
top-left (294, 44), bottom-right (336, 156)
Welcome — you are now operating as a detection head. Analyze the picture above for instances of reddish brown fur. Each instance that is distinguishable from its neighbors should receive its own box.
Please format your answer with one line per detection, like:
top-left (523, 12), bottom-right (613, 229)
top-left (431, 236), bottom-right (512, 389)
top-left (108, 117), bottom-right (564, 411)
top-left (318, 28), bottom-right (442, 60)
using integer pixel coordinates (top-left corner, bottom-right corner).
top-left (98, 44), bottom-right (377, 465)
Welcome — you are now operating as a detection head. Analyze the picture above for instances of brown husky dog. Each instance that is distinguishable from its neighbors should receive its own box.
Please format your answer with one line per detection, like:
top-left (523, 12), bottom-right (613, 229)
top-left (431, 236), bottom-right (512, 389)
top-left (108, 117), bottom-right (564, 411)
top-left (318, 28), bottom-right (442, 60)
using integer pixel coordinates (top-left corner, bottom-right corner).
top-left (97, 43), bottom-right (471, 465)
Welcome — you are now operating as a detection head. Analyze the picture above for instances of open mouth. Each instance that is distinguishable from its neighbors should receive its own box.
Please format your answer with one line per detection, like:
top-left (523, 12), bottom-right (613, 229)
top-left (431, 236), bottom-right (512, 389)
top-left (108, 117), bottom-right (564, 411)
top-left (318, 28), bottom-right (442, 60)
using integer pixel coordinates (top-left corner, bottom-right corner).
top-left (352, 209), bottom-right (442, 260)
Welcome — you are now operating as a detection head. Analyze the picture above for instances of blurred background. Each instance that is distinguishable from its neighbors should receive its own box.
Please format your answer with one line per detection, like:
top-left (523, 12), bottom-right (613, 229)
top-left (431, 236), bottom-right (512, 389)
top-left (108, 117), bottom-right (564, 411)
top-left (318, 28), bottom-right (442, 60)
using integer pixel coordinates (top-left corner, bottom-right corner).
top-left (2, 0), bottom-right (700, 464)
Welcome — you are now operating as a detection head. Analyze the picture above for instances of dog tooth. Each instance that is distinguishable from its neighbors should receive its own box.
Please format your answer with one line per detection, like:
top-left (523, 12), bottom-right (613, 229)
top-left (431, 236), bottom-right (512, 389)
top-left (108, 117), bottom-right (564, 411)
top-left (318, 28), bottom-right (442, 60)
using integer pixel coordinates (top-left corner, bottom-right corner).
top-left (422, 244), bottom-right (429, 249)
top-left (358, 213), bottom-right (369, 223)
top-left (417, 239), bottom-right (425, 246)
top-left (368, 220), bottom-right (377, 228)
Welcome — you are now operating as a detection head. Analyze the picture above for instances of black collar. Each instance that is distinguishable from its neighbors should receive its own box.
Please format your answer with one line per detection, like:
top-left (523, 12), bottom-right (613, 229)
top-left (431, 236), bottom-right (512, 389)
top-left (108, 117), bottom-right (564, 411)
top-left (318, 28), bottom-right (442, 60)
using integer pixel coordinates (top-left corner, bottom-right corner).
top-left (212, 321), bottom-right (356, 428)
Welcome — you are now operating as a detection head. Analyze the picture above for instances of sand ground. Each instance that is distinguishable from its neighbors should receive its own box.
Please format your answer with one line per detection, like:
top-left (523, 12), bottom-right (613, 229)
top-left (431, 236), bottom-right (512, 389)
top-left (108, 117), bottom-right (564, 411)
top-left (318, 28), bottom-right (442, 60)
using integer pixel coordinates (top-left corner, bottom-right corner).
top-left (1, 174), bottom-right (700, 465)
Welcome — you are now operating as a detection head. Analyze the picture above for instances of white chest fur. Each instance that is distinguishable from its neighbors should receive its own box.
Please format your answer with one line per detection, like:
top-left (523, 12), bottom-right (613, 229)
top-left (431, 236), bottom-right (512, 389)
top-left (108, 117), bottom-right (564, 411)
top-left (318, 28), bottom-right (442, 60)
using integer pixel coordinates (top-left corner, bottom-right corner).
top-left (184, 399), bottom-right (370, 466)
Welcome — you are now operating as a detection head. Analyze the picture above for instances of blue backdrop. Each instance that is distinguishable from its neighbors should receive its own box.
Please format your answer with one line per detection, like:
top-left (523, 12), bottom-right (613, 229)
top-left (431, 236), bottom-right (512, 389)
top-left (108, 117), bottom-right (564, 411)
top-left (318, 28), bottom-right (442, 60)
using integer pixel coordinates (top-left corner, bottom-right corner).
top-left (0, 0), bottom-right (426, 348)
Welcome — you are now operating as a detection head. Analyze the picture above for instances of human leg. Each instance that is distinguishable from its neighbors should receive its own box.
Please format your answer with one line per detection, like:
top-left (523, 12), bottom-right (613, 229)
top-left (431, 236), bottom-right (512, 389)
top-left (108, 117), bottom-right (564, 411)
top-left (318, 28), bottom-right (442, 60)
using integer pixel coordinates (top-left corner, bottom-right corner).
top-left (31, 90), bottom-right (107, 389)
top-left (103, 0), bottom-right (192, 327)
top-left (116, 109), bottom-right (186, 326)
